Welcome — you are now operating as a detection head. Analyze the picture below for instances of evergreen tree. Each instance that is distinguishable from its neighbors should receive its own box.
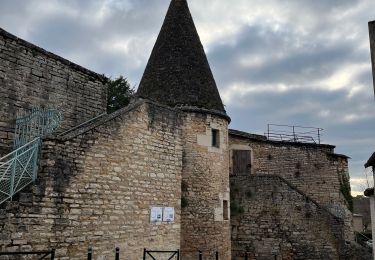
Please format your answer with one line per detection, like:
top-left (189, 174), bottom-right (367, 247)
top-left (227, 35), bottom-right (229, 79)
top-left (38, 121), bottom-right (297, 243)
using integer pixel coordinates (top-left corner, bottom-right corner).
top-left (107, 76), bottom-right (135, 114)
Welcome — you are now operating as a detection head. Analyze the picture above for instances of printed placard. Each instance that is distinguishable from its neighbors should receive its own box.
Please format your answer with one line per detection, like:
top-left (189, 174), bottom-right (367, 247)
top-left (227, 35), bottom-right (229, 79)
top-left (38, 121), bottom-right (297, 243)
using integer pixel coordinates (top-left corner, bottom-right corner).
top-left (163, 207), bottom-right (175, 222)
top-left (150, 207), bottom-right (163, 223)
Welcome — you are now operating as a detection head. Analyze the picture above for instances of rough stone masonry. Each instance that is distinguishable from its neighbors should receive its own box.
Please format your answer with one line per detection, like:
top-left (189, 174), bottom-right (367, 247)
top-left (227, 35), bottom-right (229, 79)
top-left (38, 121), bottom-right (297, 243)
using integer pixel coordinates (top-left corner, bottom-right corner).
top-left (1, 100), bottom-right (183, 259)
top-left (0, 0), bottom-right (370, 259)
top-left (0, 28), bottom-right (107, 156)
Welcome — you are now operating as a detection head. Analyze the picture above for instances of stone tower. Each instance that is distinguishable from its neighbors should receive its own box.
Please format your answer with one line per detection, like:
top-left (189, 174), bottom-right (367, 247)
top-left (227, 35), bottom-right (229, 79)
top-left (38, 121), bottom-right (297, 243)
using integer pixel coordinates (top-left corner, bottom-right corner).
top-left (137, 0), bottom-right (231, 259)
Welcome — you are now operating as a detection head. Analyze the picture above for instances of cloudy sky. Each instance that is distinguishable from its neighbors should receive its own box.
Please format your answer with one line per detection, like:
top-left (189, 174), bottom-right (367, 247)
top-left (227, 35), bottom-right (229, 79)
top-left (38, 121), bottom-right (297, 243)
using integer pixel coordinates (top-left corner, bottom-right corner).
top-left (0, 0), bottom-right (374, 195)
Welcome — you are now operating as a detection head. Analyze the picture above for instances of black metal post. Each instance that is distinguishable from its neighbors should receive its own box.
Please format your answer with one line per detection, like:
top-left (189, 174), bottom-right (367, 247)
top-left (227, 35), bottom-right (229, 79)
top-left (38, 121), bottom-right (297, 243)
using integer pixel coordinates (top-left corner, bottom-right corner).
top-left (115, 247), bottom-right (119, 260)
top-left (198, 250), bottom-right (202, 260)
top-left (245, 252), bottom-right (248, 260)
top-left (87, 247), bottom-right (92, 260)
top-left (215, 251), bottom-right (219, 260)
top-left (177, 249), bottom-right (180, 260)
top-left (50, 249), bottom-right (55, 260)
top-left (143, 248), bottom-right (146, 260)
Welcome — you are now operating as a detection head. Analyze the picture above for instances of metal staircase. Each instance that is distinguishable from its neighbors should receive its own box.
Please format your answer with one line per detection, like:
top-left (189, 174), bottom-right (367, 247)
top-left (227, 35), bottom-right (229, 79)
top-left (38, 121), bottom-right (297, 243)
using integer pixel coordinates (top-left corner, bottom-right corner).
top-left (0, 107), bottom-right (62, 205)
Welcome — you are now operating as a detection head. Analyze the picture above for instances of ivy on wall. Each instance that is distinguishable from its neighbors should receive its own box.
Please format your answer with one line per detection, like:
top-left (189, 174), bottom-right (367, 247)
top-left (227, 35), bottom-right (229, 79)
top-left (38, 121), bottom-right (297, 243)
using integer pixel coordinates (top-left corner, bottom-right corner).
top-left (339, 172), bottom-right (353, 212)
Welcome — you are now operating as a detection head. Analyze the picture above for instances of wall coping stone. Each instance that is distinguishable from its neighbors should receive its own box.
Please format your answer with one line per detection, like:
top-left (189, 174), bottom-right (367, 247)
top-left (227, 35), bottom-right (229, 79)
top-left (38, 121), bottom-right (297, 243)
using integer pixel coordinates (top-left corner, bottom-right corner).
top-left (327, 153), bottom-right (351, 159)
top-left (229, 129), bottom-right (336, 149)
top-left (48, 99), bottom-right (182, 142)
top-left (229, 129), bottom-right (267, 141)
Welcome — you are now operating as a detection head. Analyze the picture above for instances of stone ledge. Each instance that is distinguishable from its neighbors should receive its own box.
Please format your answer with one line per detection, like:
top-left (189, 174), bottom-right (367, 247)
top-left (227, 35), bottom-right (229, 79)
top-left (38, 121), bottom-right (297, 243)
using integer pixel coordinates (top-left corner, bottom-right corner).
top-left (53, 99), bottom-right (182, 142)
top-left (229, 128), bottom-right (336, 149)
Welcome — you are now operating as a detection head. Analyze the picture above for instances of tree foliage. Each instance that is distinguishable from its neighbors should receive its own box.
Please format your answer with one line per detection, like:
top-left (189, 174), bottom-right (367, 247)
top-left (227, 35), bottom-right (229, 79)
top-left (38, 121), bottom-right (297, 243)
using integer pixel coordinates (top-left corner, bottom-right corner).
top-left (107, 76), bottom-right (135, 114)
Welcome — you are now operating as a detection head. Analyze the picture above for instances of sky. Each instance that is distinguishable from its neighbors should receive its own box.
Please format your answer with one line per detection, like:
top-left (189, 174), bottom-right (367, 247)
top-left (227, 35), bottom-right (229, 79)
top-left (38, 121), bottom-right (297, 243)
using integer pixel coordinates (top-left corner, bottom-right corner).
top-left (0, 0), bottom-right (374, 195)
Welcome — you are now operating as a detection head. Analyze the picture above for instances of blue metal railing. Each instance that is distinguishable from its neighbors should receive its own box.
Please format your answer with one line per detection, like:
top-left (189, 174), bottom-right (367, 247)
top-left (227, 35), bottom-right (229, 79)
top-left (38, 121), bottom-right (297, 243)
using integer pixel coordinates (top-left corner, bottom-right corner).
top-left (13, 107), bottom-right (62, 149)
top-left (0, 138), bottom-right (40, 204)
top-left (0, 107), bottom-right (62, 205)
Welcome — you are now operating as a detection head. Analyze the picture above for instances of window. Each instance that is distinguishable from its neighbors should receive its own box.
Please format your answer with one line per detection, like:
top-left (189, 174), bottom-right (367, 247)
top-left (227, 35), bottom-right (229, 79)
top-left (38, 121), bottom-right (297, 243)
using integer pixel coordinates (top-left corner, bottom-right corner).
top-left (232, 150), bottom-right (251, 175)
top-left (212, 129), bottom-right (220, 148)
top-left (223, 200), bottom-right (229, 220)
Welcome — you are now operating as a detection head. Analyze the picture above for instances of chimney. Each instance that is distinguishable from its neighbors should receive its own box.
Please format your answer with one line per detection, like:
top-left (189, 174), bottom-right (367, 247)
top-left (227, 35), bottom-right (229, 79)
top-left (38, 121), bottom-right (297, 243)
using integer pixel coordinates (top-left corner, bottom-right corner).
top-left (369, 21), bottom-right (375, 96)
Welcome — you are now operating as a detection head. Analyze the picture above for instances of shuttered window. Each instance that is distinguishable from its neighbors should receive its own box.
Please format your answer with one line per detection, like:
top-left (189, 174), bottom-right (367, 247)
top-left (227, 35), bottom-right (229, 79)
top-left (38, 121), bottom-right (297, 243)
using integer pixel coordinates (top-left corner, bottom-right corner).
top-left (232, 150), bottom-right (251, 175)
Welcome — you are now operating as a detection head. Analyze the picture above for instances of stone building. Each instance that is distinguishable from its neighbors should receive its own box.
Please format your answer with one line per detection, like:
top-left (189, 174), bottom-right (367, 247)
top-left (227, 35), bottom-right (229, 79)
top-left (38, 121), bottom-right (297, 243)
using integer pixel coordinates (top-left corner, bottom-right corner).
top-left (353, 214), bottom-right (364, 233)
top-left (228, 130), bottom-right (360, 259)
top-left (353, 196), bottom-right (372, 232)
top-left (0, 0), bottom-right (369, 259)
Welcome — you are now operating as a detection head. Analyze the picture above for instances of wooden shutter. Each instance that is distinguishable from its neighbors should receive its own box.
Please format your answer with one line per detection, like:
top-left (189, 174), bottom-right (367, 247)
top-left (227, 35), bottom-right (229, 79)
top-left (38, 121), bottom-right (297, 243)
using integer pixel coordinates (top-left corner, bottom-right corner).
top-left (233, 150), bottom-right (251, 175)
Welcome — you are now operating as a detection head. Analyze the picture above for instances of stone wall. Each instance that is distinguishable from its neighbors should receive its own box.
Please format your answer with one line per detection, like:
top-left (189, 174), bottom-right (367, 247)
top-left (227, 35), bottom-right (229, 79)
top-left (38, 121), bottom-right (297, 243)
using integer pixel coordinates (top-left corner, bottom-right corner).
top-left (0, 100), bottom-right (182, 259)
top-left (353, 196), bottom-right (371, 231)
top-left (180, 112), bottom-right (231, 260)
top-left (230, 175), bottom-right (371, 260)
top-left (0, 28), bottom-right (107, 156)
top-left (229, 132), bottom-right (353, 240)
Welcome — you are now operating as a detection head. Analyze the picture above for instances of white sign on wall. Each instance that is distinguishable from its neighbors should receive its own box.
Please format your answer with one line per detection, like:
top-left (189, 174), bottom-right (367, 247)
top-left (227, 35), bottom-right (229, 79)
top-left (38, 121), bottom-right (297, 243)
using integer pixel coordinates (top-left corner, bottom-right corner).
top-left (150, 207), bottom-right (163, 223)
top-left (163, 207), bottom-right (175, 222)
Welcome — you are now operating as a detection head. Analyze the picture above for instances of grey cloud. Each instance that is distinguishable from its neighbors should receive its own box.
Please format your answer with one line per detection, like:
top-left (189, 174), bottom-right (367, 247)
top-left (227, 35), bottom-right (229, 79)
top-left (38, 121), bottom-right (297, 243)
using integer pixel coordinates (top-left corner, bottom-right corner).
top-left (226, 85), bottom-right (375, 189)
top-left (0, 0), bottom-right (374, 194)
top-left (209, 23), bottom-right (363, 88)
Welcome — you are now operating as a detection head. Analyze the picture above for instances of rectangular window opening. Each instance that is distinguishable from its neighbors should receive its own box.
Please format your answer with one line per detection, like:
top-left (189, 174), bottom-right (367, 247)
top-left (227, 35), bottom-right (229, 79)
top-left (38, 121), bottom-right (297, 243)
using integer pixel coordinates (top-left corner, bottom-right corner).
top-left (212, 129), bottom-right (220, 148)
top-left (223, 200), bottom-right (229, 220)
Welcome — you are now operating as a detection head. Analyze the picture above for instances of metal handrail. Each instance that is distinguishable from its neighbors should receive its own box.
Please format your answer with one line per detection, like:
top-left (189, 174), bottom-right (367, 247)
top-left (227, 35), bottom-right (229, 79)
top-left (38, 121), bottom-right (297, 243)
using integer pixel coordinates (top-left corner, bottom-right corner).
top-left (58, 112), bottom-right (106, 137)
top-left (0, 107), bottom-right (62, 205)
top-left (0, 249), bottom-right (55, 260)
top-left (267, 123), bottom-right (323, 130)
top-left (266, 124), bottom-right (323, 144)
top-left (13, 107), bottom-right (62, 149)
top-left (0, 138), bottom-right (41, 204)
top-left (325, 203), bottom-right (346, 219)
top-left (143, 249), bottom-right (180, 260)
top-left (356, 231), bottom-right (372, 241)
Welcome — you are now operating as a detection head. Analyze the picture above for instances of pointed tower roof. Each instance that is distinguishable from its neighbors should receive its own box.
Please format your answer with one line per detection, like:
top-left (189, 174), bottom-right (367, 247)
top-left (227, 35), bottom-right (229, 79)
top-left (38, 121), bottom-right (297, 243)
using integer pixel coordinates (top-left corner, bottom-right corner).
top-left (137, 0), bottom-right (226, 114)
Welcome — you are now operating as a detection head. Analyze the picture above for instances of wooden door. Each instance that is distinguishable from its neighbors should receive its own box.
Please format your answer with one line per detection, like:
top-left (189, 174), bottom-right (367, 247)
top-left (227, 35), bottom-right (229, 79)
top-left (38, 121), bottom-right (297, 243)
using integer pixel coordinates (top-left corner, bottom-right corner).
top-left (232, 150), bottom-right (251, 175)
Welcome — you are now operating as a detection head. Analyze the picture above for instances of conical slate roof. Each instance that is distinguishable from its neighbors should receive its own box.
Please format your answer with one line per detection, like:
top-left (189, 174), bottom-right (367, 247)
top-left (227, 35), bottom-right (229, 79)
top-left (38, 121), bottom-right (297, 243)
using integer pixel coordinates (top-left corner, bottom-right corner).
top-left (137, 0), bottom-right (226, 113)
